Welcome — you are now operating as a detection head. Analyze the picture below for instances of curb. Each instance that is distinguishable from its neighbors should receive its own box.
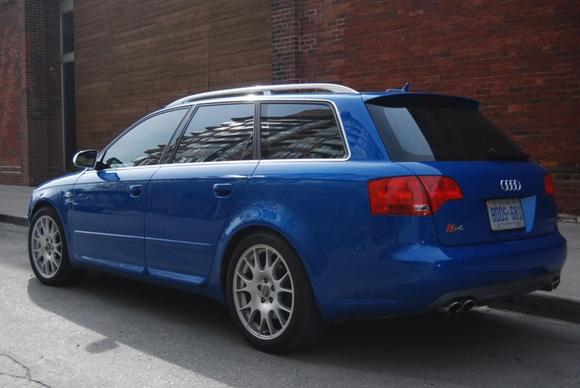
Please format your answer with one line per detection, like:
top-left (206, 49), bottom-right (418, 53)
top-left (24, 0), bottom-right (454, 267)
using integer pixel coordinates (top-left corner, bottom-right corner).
top-left (558, 213), bottom-right (580, 224)
top-left (0, 214), bottom-right (27, 227)
top-left (490, 293), bottom-right (580, 324)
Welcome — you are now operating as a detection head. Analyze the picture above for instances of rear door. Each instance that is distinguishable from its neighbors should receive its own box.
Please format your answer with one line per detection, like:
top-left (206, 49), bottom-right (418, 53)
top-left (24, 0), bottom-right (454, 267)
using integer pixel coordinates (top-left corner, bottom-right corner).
top-left (366, 95), bottom-right (558, 246)
top-left (145, 103), bottom-right (257, 284)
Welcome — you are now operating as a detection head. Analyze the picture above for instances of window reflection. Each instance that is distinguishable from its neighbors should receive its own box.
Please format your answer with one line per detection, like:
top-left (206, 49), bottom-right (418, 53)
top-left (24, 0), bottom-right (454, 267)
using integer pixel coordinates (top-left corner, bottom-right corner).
top-left (173, 104), bottom-right (254, 163)
top-left (260, 104), bottom-right (346, 159)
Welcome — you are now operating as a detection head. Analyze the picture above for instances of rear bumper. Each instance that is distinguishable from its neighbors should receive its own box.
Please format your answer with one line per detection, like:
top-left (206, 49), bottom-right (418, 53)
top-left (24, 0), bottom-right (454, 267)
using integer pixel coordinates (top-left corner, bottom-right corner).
top-left (317, 231), bottom-right (567, 321)
top-left (426, 271), bottom-right (560, 310)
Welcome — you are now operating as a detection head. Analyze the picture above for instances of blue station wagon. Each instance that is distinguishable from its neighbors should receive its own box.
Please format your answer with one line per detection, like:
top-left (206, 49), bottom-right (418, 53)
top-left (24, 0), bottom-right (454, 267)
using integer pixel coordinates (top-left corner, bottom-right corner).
top-left (28, 83), bottom-right (567, 352)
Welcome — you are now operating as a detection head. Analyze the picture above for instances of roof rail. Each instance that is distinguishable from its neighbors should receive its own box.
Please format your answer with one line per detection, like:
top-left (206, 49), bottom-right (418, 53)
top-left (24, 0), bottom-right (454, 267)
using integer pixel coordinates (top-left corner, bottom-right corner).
top-left (166, 83), bottom-right (358, 107)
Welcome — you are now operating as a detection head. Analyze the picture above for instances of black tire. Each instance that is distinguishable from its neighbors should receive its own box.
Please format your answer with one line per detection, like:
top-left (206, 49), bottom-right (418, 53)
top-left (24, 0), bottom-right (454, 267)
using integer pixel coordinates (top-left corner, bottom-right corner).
top-left (28, 206), bottom-right (84, 286)
top-left (226, 232), bottom-right (325, 353)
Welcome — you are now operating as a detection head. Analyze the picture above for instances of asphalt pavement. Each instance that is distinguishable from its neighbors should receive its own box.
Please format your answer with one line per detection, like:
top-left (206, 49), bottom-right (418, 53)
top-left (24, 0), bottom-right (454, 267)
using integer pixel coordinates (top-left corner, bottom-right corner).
top-left (1, 223), bottom-right (580, 387)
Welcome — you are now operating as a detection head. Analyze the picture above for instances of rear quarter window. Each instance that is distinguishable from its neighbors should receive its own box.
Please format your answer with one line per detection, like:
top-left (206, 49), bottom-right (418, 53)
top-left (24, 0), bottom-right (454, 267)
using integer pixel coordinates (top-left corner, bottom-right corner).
top-left (260, 103), bottom-right (347, 159)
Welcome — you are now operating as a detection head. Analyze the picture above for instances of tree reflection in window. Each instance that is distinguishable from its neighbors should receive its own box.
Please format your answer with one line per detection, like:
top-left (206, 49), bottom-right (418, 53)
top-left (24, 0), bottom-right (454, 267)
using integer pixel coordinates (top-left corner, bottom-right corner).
top-left (173, 104), bottom-right (254, 163)
top-left (260, 104), bottom-right (347, 159)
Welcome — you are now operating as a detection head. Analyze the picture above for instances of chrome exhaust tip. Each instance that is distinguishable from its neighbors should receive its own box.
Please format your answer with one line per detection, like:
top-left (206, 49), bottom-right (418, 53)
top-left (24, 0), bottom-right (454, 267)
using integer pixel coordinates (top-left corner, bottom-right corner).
top-left (439, 298), bottom-right (477, 314)
top-left (447, 301), bottom-right (463, 314)
top-left (462, 299), bottom-right (476, 312)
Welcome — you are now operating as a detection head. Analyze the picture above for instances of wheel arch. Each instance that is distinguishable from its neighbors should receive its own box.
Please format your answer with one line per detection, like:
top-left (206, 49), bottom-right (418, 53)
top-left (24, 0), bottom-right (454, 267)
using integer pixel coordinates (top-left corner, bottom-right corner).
top-left (30, 196), bottom-right (69, 229)
top-left (28, 191), bottom-right (75, 263)
top-left (217, 224), bottom-right (316, 304)
top-left (30, 199), bottom-right (57, 218)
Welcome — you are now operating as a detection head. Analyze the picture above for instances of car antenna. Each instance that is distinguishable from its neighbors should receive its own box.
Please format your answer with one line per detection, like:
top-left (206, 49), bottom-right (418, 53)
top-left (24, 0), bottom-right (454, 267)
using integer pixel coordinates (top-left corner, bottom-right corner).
top-left (385, 82), bottom-right (411, 93)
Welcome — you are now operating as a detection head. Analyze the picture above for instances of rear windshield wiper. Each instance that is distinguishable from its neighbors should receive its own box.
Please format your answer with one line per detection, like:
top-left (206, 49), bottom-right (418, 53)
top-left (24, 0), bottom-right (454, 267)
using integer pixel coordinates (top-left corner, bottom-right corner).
top-left (486, 148), bottom-right (530, 162)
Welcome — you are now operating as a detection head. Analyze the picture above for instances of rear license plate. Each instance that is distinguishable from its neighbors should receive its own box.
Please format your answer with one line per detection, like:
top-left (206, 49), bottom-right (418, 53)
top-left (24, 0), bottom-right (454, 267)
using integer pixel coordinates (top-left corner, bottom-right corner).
top-left (486, 198), bottom-right (525, 231)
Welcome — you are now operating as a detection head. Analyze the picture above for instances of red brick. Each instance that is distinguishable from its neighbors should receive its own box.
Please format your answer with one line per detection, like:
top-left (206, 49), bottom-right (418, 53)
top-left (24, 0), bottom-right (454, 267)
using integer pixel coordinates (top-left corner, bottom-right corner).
top-left (74, 0), bottom-right (272, 151)
top-left (271, 0), bottom-right (580, 214)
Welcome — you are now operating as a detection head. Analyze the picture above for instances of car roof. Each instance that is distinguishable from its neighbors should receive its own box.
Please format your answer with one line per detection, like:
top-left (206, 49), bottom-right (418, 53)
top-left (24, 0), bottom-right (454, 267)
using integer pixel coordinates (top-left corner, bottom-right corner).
top-left (158, 83), bottom-right (480, 113)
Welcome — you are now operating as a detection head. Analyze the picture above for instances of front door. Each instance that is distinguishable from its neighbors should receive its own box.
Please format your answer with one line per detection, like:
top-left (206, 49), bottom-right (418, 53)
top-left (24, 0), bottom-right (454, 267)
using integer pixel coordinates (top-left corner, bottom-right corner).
top-left (71, 108), bottom-right (189, 274)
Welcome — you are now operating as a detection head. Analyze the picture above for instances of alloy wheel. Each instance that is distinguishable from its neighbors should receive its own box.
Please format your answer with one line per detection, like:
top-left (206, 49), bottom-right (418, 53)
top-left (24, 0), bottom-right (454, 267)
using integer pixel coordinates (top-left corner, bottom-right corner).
top-left (233, 244), bottom-right (295, 340)
top-left (30, 215), bottom-right (63, 278)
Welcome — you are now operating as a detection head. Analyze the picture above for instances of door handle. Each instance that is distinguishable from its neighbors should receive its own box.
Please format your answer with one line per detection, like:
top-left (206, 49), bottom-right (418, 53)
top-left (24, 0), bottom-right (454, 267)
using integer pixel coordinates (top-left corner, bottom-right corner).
top-left (213, 183), bottom-right (233, 198)
top-left (129, 184), bottom-right (144, 197)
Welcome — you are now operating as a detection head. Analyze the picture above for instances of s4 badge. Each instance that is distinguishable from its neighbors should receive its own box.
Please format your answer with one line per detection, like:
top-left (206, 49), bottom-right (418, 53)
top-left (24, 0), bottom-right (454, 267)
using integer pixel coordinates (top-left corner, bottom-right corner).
top-left (446, 224), bottom-right (464, 233)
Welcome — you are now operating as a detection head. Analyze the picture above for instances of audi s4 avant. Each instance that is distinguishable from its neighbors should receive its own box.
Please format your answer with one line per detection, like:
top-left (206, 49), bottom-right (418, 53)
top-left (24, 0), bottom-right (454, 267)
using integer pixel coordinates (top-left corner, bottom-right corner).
top-left (28, 83), bottom-right (567, 352)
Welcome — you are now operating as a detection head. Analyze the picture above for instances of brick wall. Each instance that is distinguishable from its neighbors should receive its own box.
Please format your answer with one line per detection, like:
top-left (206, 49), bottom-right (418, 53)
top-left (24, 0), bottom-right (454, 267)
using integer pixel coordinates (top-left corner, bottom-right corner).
top-left (272, 0), bottom-right (300, 83)
top-left (0, 0), bottom-right (61, 186)
top-left (271, 0), bottom-right (580, 214)
top-left (23, 0), bottom-right (62, 185)
top-left (0, 0), bottom-right (25, 184)
top-left (1, 0), bottom-right (578, 214)
top-left (74, 0), bottom-right (272, 151)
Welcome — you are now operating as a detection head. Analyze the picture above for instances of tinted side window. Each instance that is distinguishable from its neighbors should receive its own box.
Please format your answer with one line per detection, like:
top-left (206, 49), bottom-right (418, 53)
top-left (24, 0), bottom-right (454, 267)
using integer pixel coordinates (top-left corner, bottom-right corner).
top-left (260, 103), bottom-right (347, 159)
top-left (173, 104), bottom-right (254, 163)
top-left (102, 109), bottom-right (187, 168)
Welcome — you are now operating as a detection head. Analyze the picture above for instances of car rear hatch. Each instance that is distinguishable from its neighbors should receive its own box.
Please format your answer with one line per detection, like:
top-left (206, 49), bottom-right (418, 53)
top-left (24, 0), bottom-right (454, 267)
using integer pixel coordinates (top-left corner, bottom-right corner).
top-left (365, 93), bottom-right (558, 247)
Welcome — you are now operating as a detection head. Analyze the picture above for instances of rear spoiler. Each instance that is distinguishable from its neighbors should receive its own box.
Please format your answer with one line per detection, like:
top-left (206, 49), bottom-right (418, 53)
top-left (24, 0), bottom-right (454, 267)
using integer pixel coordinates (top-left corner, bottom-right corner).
top-left (362, 92), bottom-right (480, 109)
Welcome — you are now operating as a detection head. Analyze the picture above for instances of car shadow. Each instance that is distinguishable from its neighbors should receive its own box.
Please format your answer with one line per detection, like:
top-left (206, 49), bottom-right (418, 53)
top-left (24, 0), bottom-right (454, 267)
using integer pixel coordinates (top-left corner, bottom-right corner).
top-left (26, 271), bottom-right (577, 387)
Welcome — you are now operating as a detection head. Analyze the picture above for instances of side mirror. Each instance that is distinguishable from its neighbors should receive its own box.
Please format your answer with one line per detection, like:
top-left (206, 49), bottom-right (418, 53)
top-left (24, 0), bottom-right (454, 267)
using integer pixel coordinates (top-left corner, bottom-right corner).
top-left (73, 150), bottom-right (99, 169)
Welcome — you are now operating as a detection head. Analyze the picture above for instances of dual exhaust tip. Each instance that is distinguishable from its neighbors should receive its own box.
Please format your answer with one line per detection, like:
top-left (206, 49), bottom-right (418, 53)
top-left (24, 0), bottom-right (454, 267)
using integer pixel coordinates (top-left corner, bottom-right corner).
top-left (440, 276), bottom-right (561, 314)
top-left (440, 298), bottom-right (476, 314)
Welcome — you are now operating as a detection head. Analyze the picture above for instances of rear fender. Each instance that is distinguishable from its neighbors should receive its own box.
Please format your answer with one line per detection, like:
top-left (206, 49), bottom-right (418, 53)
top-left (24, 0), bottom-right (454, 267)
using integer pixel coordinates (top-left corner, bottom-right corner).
top-left (206, 202), bottom-right (308, 302)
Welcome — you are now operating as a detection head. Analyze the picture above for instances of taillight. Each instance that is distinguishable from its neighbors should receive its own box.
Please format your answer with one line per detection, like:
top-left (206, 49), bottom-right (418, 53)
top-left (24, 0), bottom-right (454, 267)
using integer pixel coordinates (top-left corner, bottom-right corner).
top-left (418, 176), bottom-right (464, 213)
top-left (368, 176), bottom-right (463, 216)
top-left (544, 174), bottom-right (556, 198)
top-left (368, 176), bottom-right (430, 215)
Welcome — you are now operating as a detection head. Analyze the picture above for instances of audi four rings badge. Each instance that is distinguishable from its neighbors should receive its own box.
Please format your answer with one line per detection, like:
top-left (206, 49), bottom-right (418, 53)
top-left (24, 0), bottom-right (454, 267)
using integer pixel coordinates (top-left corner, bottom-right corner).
top-left (500, 179), bottom-right (522, 191)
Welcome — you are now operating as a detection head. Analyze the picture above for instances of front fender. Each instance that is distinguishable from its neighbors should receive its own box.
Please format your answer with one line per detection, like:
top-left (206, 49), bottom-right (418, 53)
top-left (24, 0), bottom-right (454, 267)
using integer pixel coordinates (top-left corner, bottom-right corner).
top-left (29, 174), bottom-right (83, 265)
top-left (29, 187), bottom-right (71, 224)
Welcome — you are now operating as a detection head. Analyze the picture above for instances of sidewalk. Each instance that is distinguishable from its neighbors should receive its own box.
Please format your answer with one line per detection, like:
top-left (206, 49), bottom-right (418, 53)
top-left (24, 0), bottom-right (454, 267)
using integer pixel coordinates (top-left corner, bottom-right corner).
top-left (0, 184), bottom-right (33, 226)
top-left (0, 183), bottom-right (578, 321)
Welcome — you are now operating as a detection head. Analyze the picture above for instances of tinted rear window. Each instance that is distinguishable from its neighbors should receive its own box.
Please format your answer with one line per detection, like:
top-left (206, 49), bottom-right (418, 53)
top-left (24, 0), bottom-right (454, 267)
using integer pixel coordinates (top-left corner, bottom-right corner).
top-left (366, 99), bottom-right (526, 162)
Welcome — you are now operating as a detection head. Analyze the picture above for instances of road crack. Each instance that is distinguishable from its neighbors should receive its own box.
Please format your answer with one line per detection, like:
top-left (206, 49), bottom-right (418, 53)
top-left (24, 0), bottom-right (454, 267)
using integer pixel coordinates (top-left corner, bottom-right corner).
top-left (0, 353), bottom-right (52, 387)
